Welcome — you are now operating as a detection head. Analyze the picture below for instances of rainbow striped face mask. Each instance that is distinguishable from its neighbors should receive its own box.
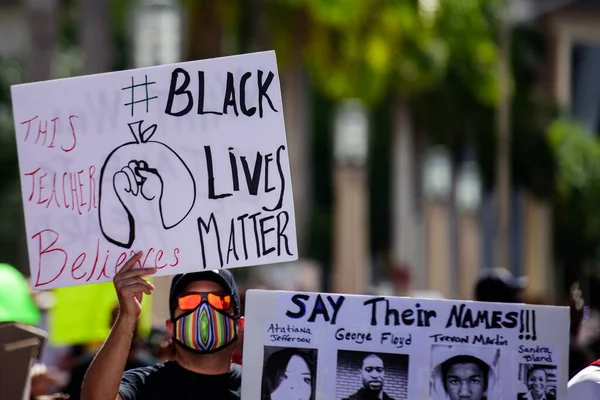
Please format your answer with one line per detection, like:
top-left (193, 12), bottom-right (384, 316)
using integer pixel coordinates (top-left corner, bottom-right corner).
top-left (173, 301), bottom-right (238, 354)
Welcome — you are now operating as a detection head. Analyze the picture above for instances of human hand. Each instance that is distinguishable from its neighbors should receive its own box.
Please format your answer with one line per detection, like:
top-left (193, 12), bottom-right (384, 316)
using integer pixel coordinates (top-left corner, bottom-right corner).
top-left (113, 252), bottom-right (157, 321)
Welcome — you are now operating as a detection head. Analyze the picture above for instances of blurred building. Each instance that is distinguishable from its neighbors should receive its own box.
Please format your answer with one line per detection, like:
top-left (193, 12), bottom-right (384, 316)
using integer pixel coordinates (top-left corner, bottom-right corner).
top-left (395, 0), bottom-right (589, 303)
top-left (0, 0), bottom-right (26, 57)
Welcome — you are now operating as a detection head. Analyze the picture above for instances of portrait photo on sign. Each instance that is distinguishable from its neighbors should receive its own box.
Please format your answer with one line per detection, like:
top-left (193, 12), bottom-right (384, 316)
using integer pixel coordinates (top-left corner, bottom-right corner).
top-left (335, 349), bottom-right (409, 400)
top-left (430, 344), bottom-right (501, 400)
top-left (261, 345), bottom-right (317, 400)
top-left (516, 363), bottom-right (557, 400)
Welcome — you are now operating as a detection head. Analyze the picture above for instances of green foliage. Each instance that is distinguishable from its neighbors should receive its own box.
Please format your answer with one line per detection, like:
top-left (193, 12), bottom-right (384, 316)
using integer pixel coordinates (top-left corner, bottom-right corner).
top-left (278, 0), bottom-right (501, 107)
top-left (0, 57), bottom-right (25, 270)
top-left (547, 118), bottom-right (600, 286)
top-left (413, 23), bottom-right (557, 197)
top-left (548, 119), bottom-right (600, 245)
top-left (263, 0), bottom-right (452, 106)
top-left (434, 0), bottom-right (502, 106)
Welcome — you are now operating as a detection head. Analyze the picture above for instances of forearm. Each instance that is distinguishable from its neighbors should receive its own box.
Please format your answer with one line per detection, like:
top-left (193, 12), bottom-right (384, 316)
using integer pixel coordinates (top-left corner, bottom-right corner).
top-left (81, 315), bottom-right (136, 400)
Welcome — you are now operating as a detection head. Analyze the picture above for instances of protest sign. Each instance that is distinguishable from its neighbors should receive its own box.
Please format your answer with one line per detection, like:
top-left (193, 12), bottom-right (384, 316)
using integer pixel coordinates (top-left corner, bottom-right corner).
top-left (49, 283), bottom-right (152, 345)
top-left (10, 50), bottom-right (297, 289)
top-left (241, 290), bottom-right (569, 400)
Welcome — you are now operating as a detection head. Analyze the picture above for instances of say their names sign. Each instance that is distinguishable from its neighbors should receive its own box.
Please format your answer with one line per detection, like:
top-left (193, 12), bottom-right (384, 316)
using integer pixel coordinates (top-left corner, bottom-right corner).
top-left (10, 51), bottom-right (298, 289)
top-left (241, 290), bottom-right (570, 399)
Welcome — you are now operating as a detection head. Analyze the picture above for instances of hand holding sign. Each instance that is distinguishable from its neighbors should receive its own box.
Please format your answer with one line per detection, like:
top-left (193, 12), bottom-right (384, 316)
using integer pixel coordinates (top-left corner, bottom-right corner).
top-left (113, 252), bottom-right (156, 320)
top-left (99, 121), bottom-right (197, 248)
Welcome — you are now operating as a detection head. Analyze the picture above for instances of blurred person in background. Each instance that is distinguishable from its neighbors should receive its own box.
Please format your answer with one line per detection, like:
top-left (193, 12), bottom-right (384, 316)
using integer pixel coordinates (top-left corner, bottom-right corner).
top-left (146, 328), bottom-right (175, 364)
top-left (64, 306), bottom-right (156, 400)
top-left (474, 267), bottom-right (526, 304)
top-left (30, 363), bottom-right (70, 400)
top-left (232, 290), bottom-right (246, 365)
top-left (566, 283), bottom-right (596, 378)
top-left (81, 252), bottom-right (244, 399)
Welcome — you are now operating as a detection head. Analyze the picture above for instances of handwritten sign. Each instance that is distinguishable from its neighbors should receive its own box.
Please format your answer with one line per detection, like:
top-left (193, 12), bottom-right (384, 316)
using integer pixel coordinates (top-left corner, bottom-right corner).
top-left (241, 290), bottom-right (569, 400)
top-left (10, 51), bottom-right (297, 289)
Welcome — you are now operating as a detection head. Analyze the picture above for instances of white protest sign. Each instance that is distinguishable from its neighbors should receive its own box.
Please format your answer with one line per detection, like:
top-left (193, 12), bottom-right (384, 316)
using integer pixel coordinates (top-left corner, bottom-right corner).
top-left (10, 51), bottom-right (297, 289)
top-left (241, 290), bottom-right (569, 400)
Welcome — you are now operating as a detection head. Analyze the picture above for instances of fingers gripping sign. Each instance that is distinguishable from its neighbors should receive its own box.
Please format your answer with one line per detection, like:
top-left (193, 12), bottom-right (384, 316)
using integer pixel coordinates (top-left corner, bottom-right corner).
top-left (113, 251), bottom-right (157, 320)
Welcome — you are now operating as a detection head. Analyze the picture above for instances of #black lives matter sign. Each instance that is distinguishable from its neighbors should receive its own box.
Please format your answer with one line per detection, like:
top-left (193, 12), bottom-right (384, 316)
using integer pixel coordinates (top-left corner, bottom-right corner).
top-left (241, 290), bottom-right (569, 400)
top-left (10, 50), bottom-right (297, 289)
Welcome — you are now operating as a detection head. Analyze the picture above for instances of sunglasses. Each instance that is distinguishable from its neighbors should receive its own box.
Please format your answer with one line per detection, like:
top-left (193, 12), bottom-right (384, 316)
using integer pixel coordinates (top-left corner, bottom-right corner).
top-left (177, 292), bottom-right (232, 311)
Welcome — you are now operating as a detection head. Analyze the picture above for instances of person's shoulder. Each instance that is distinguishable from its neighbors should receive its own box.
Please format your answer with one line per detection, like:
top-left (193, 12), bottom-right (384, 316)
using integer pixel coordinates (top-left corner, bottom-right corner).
top-left (341, 393), bottom-right (359, 400)
top-left (546, 393), bottom-right (556, 400)
top-left (568, 365), bottom-right (600, 399)
top-left (122, 361), bottom-right (172, 380)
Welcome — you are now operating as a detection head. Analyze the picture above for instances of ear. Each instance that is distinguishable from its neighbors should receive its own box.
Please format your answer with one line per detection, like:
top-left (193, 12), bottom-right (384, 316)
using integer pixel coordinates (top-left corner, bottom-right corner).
top-left (236, 316), bottom-right (245, 335)
top-left (165, 318), bottom-right (174, 337)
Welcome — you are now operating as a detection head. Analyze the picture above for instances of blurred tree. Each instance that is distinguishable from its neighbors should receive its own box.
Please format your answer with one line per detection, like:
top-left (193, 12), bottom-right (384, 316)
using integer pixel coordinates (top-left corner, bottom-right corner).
top-left (548, 119), bottom-right (600, 292)
top-left (0, 58), bottom-right (26, 273)
top-left (80, 0), bottom-right (112, 73)
top-left (415, 22), bottom-right (557, 196)
top-left (275, 0), bottom-right (503, 278)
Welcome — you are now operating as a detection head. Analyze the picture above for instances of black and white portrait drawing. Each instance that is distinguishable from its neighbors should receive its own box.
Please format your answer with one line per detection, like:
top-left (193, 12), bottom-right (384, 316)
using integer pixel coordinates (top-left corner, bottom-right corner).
top-left (517, 364), bottom-right (557, 400)
top-left (261, 346), bottom-right (317, 400)
top-left (335, 350), bottom-right (409, 400)
top-left (430, 344), bottom-right (500, 400)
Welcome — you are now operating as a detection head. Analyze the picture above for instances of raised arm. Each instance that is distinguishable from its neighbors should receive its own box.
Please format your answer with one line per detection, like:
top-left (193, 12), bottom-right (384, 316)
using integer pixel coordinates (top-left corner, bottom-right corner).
top-left (81, 253), bottom-right (156, 400)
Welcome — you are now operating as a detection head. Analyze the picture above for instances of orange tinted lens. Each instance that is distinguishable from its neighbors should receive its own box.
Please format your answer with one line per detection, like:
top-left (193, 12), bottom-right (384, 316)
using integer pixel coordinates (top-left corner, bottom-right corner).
top-left (208, 293), bottom-right (231, 310)
top-left (178, 294), bottom-right (201, 310)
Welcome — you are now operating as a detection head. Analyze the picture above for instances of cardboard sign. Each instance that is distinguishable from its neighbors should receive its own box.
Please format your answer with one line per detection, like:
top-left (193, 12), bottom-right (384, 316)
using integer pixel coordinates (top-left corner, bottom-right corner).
top-left (0, 323), bottom-right (48, 400)
top-left (10, 51), bottom-right (297, 289)
top-left (241, 290), bottom-right (570, 400)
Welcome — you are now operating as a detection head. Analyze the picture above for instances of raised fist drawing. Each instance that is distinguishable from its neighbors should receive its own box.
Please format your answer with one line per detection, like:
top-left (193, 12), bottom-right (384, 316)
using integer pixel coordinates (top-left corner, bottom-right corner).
top-left (114, 160), bottom-right (163, 202)
top-left (98, 121), bottom-right (196, 248)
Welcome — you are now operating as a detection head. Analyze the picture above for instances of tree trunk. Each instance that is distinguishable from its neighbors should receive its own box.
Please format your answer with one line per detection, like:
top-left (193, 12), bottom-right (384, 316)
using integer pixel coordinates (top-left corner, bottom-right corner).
top-left (391, 98), bottom-right (423, 290)
top-left (25, 0), bottom-right (57, 82)
top-left (80, 0), bottom-right (112, 74)
top-left (496, 5), bottom-right (512, 268)
top-left (281, 51), bottom-right (310, 256)
top-left (185, 0), bottom-right (222, 60)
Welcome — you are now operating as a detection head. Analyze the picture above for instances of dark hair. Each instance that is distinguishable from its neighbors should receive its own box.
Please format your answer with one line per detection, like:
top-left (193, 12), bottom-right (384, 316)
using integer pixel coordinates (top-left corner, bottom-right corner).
top-left (261, 348), bottom-right (316, 400)
top-left (441, 355), bottom-right (490, 392)
top-left (526, 365), bottom-right (548, 382)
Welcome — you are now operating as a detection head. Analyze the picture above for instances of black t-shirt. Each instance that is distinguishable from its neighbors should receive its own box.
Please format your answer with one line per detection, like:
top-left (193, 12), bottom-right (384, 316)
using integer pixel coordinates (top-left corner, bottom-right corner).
top-left (118, 361), bottom-right (242, 400)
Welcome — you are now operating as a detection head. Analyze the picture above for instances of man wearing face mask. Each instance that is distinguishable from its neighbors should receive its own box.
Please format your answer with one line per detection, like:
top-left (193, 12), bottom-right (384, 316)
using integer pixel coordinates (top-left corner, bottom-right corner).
top-left (81, 252), bottom-right (244, 400)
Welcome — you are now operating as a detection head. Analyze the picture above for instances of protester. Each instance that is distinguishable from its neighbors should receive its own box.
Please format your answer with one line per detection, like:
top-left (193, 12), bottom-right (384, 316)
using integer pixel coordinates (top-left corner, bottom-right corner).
top-left (474, 267), bottom-right (526, 304)
top-left (566, 283), bottom-right (596, 377)
top-left (30, 363), bottom-right (69, 400)
top-left (145, 328), bottom-right (175, 364)
top-left (65, 307), bottom-right (156, 400)
top-left (567, 358), bottom-right (600, 399)
top-left (81, 252), bottom-right (244, 400)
